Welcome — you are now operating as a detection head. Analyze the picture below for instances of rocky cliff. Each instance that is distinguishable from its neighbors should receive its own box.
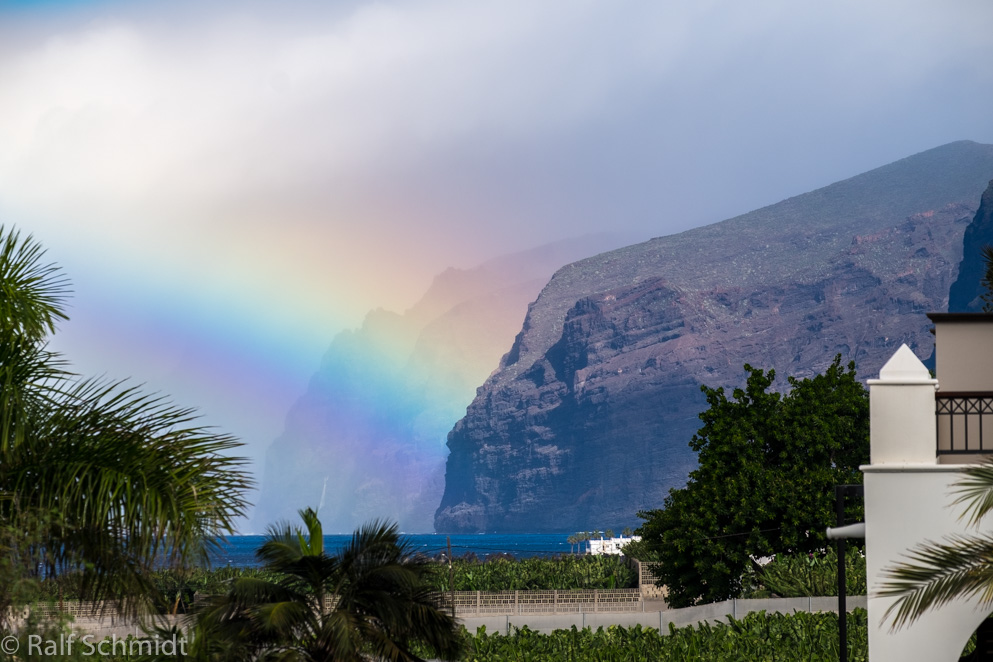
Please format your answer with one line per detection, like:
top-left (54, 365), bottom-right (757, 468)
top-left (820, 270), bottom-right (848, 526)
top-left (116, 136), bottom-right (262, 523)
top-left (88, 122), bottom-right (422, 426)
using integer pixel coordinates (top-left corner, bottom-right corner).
top-left (436, 140), bottom-right (993, 533)
top-left (948, 179), bottom-right (993, 312)
top-left (251, 235), bottom-right (624, 533)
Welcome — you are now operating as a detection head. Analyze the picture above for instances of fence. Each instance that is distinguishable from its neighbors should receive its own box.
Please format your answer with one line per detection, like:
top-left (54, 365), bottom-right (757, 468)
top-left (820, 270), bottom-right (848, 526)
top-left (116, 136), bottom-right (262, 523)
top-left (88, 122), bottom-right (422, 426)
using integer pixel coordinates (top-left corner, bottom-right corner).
top-left (25, 589), bottom-right (643, 621)
top-left (635, 560), bottom-right (666, 600)
top-left (15, 601), bottom-right (118, 619)
top-left (439, 589), bottom-right (643, 616)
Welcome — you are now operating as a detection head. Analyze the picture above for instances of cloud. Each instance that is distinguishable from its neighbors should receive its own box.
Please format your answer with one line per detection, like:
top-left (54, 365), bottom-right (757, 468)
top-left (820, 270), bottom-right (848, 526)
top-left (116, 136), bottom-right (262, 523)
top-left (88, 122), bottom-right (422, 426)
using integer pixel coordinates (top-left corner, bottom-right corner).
top-left (0, 0), bottom-right (991, 508)
top-left (1, 0), bottom-right (991, 241)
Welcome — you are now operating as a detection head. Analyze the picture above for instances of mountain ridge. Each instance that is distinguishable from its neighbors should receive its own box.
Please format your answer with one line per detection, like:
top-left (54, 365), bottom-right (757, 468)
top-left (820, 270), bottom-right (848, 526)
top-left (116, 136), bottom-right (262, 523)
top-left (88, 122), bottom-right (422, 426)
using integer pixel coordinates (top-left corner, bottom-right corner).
top-left (436, 140), bottom-right (993, 533)
top-left (252, 234), bottom-right (627, 533)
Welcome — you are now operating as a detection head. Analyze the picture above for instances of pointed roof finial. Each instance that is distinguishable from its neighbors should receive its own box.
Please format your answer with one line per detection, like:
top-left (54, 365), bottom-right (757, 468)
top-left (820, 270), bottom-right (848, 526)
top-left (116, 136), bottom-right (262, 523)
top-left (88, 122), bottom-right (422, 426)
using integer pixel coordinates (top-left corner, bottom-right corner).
top-left (875, 344), bottom-right (935, 383)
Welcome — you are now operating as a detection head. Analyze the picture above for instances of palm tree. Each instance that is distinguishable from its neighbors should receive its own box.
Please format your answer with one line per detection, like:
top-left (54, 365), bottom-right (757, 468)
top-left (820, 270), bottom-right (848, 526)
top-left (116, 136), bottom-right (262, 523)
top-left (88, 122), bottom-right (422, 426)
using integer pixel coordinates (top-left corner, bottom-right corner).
top-left (878, 462), bottom-right (993, 627)
top-left (190, 508), bottom-right (463, 662)
top-left (0, 226), bottom-right (253, 614)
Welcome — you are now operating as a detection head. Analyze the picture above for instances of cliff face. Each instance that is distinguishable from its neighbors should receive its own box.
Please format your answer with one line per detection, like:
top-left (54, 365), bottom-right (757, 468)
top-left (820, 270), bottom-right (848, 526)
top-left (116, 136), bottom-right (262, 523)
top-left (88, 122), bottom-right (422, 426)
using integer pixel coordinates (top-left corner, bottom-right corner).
top-left (436, 141), bottom-right (993, 533)
top-left (251, 235), bottom-right (623, 533)
top-left (948, 179), bottom-right (993, 312)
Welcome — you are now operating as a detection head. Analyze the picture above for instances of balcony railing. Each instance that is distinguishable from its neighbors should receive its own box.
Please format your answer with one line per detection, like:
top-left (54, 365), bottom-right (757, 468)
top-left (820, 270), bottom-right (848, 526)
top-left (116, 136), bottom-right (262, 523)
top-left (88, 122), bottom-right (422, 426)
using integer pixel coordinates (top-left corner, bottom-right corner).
top-left (936, 392), bottom-right (993, 455)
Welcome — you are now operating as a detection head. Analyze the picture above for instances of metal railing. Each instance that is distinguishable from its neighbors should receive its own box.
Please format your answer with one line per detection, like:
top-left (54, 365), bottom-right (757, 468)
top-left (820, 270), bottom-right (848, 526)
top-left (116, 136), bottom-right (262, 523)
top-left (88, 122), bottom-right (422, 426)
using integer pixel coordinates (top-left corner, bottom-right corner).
top-left (936, 392), bottom-right (993, 455)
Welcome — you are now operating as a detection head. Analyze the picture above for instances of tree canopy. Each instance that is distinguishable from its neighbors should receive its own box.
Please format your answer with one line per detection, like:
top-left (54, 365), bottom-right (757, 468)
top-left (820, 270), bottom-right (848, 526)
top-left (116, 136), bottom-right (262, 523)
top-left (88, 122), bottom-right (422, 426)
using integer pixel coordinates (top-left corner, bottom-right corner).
top-left (0, 226), bottom-right (253, 614)
top-left (635, 356), bottom-right (869, 607)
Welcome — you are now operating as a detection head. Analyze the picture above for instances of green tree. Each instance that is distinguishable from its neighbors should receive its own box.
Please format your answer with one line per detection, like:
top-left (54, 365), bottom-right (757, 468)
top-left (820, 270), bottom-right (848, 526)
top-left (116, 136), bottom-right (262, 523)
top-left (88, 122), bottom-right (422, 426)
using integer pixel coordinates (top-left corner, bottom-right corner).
top-left (635, 357), bottom-right (869, 607)
top-left (879, 462), bottom-right (993, 628)
top-left (189, 508), bottom-right (463, 662)
top-left (0, 226), bottom-right (252, 613)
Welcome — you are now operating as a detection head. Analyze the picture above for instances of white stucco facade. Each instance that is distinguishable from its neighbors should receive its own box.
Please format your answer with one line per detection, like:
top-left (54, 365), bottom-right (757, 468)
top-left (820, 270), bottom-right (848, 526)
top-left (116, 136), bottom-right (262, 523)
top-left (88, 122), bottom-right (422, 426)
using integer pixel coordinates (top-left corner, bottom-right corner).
top-left (865, 326), bottom-right (993, 660)
top-left (589, 535), bottom-right (640, 555)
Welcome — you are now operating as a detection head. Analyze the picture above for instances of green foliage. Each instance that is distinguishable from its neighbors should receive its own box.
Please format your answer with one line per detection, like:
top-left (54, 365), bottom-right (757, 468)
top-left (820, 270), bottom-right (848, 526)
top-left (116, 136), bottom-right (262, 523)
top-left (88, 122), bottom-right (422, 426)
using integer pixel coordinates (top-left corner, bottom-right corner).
top-left (636, 357), bottom-right (869, 607)
top-left (619, 538), bottom-right (659, 563)
top-left (0, 507), bottom-right (52, 630)
top-left (434, 555), bottom-right (637, 592)
top-left (32, 555), bottom-right (635, 613)
top-left (455, 610), bottom-right (868, 661)
top-left (0, 225), bottom-right (253, 617)
top-left (743, 547), bottom-right (866, 598)
top-left (29, 567), bottom-right (285, 616)
top-left (184, 509), bottom-right (463, 661)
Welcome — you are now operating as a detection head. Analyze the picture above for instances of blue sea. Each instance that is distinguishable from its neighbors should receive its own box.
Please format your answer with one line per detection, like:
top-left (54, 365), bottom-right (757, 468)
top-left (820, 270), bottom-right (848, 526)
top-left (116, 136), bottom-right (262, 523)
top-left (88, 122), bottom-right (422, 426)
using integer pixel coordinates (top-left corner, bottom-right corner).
top-left (210, 534), bottom-right (573, 568)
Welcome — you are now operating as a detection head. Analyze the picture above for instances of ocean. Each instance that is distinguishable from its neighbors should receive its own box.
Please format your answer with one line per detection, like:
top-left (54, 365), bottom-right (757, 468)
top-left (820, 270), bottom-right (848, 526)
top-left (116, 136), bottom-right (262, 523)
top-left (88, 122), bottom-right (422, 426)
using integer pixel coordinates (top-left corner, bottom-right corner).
top-left (210, 533), bottom-right (574, 568)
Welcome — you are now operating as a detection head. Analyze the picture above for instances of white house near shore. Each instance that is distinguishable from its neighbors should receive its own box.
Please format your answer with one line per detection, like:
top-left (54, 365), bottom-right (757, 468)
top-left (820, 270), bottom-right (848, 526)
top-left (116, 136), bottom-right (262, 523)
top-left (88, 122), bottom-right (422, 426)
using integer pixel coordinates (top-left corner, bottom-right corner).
top-left (865, 313), bottom-right (993, 660)
top-left (588, 535), bottom-right (640, 556)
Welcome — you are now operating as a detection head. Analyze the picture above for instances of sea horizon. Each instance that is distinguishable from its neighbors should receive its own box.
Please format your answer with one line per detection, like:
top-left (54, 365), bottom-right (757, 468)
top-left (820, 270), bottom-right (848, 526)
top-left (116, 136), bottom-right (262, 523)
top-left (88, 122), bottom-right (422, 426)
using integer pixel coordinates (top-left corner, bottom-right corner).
top-left (210, 533), bottom-right (576, 568)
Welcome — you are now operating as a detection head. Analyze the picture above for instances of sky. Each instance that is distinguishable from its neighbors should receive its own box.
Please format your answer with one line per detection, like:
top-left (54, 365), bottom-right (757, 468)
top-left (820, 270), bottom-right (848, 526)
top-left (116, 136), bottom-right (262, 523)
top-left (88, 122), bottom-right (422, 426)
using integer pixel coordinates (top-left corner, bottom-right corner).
top-left (1, 0), bottom-right (991, 526)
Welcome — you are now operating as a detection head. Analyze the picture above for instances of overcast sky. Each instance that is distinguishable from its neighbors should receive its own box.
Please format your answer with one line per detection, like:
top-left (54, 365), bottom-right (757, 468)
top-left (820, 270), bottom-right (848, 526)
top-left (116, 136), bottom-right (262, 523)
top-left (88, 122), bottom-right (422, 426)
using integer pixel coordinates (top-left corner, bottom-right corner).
top-left (1, 0), bottom-right (991, 508)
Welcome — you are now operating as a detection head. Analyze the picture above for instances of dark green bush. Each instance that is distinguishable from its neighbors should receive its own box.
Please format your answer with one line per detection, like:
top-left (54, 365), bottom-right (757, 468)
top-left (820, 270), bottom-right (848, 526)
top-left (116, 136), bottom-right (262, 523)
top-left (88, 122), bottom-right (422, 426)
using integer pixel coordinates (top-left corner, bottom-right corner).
top-left (744, 547), bottom-right (866, 598)
top-left (434, 555), bottom-right (638, 591)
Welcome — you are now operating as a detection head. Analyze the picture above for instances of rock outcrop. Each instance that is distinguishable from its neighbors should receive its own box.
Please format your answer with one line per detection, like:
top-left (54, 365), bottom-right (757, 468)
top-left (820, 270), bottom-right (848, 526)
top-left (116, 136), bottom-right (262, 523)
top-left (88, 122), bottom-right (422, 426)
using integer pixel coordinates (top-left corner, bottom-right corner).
top-left (436, 140), bottom-right (993, 533)
top-left (252, 235), bottom-right (623, 533)
top-left (948, 179), bottom-right (993, 312)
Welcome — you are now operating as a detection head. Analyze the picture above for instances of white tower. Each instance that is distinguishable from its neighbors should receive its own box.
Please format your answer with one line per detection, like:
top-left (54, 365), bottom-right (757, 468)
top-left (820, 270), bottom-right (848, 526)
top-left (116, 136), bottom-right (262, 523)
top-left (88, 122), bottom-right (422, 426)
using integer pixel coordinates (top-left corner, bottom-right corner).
top-left (865, 315), bottom-right (993, 660)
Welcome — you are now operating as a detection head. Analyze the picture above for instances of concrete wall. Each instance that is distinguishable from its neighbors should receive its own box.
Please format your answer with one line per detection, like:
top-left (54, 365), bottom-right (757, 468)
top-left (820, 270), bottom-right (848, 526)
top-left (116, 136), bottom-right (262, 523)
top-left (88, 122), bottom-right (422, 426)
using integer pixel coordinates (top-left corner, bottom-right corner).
top-left (21, 595), bottom-right (866, 643)
top-left (457, 596), bottom-right (867, 635)
top-left (931, 315), bottom-right (993, 392)
top-left (62, 615), bottom-right (192, 640)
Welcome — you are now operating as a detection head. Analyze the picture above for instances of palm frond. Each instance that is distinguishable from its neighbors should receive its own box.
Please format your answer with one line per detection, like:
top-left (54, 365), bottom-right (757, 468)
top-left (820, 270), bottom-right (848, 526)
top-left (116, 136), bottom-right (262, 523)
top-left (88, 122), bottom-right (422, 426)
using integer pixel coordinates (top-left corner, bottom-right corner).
top-left (0, 374), bottom-right (253, 613)
top-left (0, 226), bottom-right (70, 342)
top-left (952, 462), bottom-right (993, 527)
top-left (252, 601), bottom-right (313, 638)
top-left (878, 533), bottom-right (993, 629)
top-left (187, 511), bottom-right (463, 661)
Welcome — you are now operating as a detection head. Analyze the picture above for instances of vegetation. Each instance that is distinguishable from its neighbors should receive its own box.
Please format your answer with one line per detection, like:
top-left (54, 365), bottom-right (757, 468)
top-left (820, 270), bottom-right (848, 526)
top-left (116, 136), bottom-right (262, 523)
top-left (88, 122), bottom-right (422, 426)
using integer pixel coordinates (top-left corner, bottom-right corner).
top-left (26, 554), bottom-right (637, 616)
top-left (635, 357), bottom-right (869, 607)
top-left (26, 566), bottom-right (284, 615)
top-left (183, 508), bottom-right (463, 661)
top-left (879, 461), bottom-right (993, 627)
top-left (619, 537), bottom-right (658, 563)
top-left (434, 555), bottom-right (637, 592)
top-left (743, 548), bottom-right (866, 599)
top-left (0, 226), bottom-right (252, 616)
top-left (454, 611), bottom-right (869, 661)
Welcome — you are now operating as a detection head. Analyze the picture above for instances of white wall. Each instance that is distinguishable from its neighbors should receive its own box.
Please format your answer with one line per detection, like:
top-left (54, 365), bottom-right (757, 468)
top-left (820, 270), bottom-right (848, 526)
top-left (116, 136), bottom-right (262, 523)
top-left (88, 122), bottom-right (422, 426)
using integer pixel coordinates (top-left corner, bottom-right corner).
top-left (865, 342), bottom-right (992, 660)
top-left (864, 466), bottom-right (990, 660)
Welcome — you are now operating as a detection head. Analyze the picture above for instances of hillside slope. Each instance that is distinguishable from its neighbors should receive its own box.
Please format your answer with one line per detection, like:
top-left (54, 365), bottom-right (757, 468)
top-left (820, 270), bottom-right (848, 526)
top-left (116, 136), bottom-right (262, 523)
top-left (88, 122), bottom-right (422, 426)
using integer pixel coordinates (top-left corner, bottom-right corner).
top-left (436, 141), bottom-right (993, 533)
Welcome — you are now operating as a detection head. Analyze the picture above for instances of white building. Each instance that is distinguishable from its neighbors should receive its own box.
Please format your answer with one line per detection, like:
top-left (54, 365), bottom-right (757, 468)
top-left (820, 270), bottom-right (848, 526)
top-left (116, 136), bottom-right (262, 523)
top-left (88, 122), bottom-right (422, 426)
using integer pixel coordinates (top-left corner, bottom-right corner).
top-left (588, 535), bottom-right (641, 556)
top-left (865, 313), bottom-right (993, 660)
